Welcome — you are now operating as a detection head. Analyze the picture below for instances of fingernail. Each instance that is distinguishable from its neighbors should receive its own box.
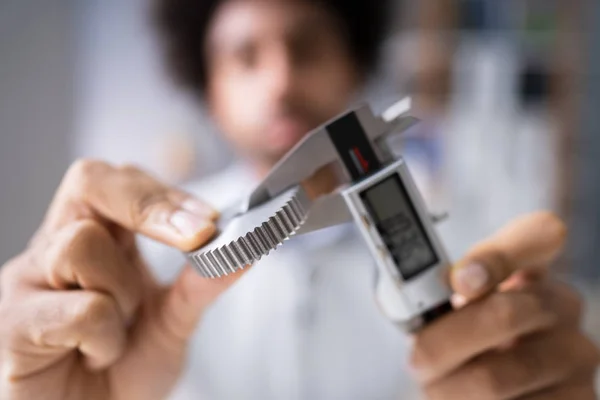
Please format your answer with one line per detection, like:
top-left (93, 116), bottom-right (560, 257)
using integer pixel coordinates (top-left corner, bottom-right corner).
top-left (451, 293), bottom-right (468, 308)
top-left (454, 263), bottom-right (489, 294)
top-left (170, 210), bottom-right (213, 238)
top-left (181, 198), bottom-right (219, 220)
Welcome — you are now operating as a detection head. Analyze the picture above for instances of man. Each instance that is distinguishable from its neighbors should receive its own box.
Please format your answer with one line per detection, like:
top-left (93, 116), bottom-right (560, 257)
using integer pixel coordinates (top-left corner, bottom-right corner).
top-left (0, 1), bottom-right (598, 399)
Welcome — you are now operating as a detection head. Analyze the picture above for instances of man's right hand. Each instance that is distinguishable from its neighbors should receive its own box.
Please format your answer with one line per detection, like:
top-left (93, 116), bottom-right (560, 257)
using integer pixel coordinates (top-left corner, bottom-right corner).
top-left (0, 160), bottom-right (244, 400)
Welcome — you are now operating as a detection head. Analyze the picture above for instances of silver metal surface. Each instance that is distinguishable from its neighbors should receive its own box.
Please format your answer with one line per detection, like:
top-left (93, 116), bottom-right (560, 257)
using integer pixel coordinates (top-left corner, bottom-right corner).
top-left (243, 103), bottom-right (398, 212)
top-left (430, 212), bottom-right (449, 224)
top-left (293, 190), bottom-right (353, 236)
top-left (341, 159), bottom-right (453, 325)
top-left (187, 98), bottom-right (426, 277)
top-left (187, 187), bottom-right (311, 278)
top-left (183, 98), bottom-right (454, 328)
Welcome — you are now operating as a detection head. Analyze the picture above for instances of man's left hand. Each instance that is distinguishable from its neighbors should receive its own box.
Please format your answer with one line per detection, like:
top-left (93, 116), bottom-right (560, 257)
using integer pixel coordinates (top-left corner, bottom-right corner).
top-left (412, 212), bottom-right (600, 399)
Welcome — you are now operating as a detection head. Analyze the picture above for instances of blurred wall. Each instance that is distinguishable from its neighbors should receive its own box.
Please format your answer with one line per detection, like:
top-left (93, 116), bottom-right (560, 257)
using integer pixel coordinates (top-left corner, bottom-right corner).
top-left (571, 0), bottom-right (600, 281)
top-left (75, 0), bottom-right (232, 184)
top-left (0, 0), bottom-right (74, 263)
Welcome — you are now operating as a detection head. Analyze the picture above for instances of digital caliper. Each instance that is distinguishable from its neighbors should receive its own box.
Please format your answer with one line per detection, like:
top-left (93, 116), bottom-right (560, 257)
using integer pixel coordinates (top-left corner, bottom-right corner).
top-left (186, 98), bottom-right (453, 331)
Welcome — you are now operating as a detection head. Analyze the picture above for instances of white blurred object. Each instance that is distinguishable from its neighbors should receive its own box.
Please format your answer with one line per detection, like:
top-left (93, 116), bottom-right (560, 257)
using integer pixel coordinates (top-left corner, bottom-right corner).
top-left (438, 36), bottom-right (557, 259)
top-left (382, 97), bottom-right (412, 122)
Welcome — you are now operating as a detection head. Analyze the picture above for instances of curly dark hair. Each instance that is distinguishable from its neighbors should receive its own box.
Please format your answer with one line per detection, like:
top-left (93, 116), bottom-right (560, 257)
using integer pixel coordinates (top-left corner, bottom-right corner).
top-left (154, 0), bottom-right (393, 100)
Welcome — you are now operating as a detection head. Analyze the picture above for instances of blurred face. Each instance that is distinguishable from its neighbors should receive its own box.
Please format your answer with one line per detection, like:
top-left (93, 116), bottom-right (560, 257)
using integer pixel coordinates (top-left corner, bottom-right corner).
top-left (205, 0), bottom-right (360, 167)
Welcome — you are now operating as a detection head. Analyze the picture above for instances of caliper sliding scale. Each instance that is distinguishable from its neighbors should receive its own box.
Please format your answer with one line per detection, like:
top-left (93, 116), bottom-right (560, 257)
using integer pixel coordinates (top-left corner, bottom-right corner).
top-left (186, 98), bottom-right (453, 331)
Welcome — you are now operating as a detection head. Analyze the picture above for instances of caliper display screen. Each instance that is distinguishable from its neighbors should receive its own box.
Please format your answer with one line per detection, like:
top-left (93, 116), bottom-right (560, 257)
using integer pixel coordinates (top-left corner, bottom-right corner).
top-left (360, 174), bottom-right (438, 281)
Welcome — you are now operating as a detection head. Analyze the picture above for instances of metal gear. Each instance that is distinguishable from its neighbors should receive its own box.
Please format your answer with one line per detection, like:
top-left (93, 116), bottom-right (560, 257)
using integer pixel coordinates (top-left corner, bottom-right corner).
top-left (186, 186), bottom-right (311, 278)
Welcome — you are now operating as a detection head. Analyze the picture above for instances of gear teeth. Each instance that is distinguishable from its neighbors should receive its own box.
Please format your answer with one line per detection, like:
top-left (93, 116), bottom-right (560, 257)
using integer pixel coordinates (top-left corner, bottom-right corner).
top-left (267, 218), bottom-right (285, 242)
top-left (187, 187), bottom-right (310, 278)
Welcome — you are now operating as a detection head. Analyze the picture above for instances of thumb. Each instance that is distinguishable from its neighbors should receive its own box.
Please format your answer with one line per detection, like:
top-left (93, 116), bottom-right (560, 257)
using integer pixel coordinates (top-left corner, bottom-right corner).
top-left (157, 265), bottom-right (247, 343)
top-left (450, 211), bottom-right (567, 301)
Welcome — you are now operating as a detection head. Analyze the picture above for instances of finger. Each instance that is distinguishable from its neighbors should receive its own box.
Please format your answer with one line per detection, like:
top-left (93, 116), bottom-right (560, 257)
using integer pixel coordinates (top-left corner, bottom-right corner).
top-left (527, 281), bottom-right (583, 327)
top-left (42, 160), bottom-right (218, 252)
top-left (450, 212), bottom-right (567, 300)
top-left (424, 331), bottom-right (600, 400)
top-left (411, 289), bottom-right (558, 384)
top-left (7, 291), bottom-right (127, 375)
top-left (495, 278), bottom-right (584, 328)
top-left (41, 220), bottom-right (143, 321)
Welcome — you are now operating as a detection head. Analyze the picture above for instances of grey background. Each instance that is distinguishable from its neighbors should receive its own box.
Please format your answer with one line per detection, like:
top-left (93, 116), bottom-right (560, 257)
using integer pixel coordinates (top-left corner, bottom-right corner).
top-left (0, 0), bottom-right (74, 262)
